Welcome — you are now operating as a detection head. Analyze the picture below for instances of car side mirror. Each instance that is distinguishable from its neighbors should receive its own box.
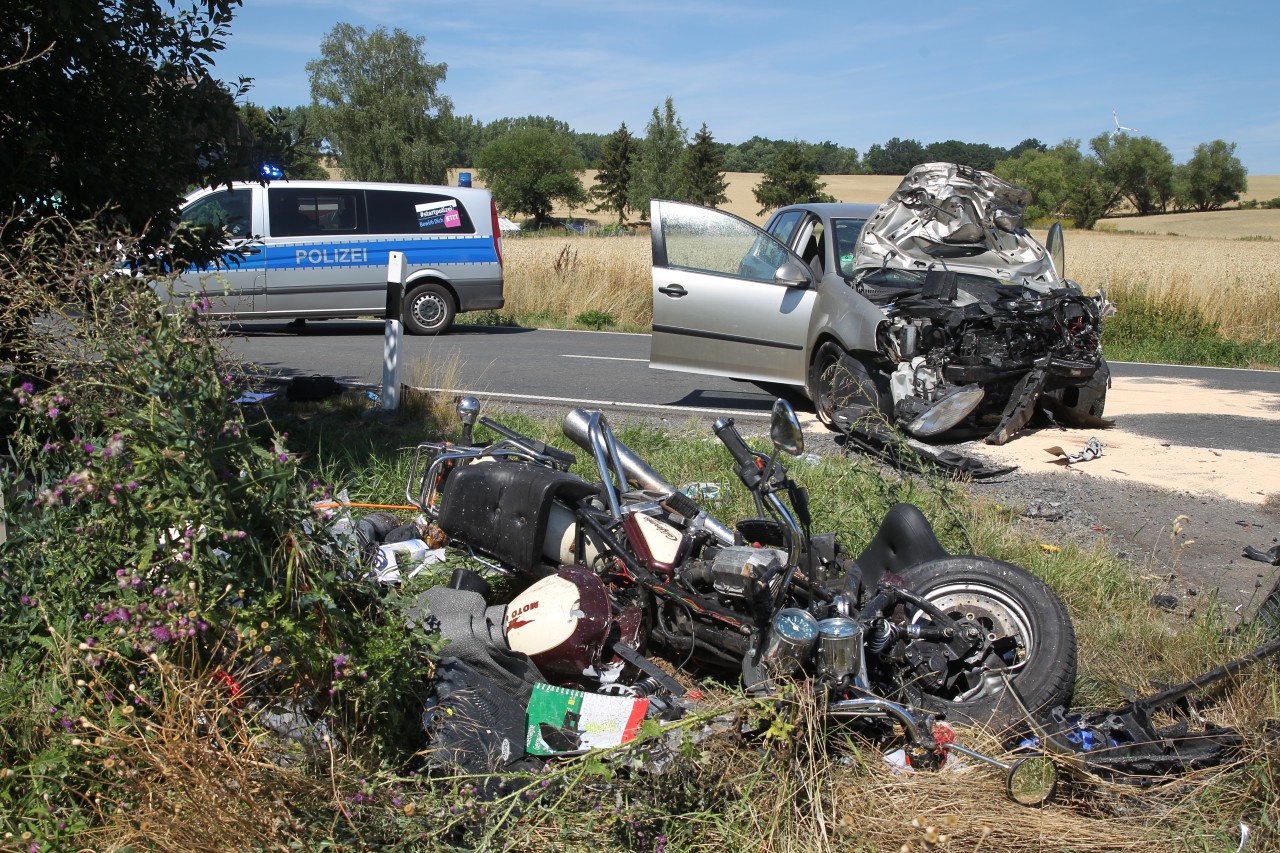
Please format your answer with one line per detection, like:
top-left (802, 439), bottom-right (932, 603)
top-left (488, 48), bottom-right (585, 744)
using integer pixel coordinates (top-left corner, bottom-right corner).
top-left (774, 259), bottom-right (811, 289)
top-left (1046, 222), bottom-right (1065, 278)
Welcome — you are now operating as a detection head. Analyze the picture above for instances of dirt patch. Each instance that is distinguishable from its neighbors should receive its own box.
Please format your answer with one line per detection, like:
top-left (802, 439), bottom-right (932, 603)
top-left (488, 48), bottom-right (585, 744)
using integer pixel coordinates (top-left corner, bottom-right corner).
top-left (967, 376), bottom-right (1280, 507)
top-left (953, 375), bottom-right (1280, 613)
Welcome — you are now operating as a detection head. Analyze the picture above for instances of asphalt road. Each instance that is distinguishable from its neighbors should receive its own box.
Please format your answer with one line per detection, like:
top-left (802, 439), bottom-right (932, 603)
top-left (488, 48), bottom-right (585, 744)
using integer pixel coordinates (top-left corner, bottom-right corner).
top-left (222, 320), bottom-right (1280, 425)
top-left (224, 321), bottom-right (786, 417)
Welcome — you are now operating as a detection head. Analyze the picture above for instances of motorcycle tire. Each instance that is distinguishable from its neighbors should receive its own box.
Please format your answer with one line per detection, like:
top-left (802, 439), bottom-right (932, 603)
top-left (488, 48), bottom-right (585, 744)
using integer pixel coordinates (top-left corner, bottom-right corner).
top-left (893, 555), bottom-right (1076, 732)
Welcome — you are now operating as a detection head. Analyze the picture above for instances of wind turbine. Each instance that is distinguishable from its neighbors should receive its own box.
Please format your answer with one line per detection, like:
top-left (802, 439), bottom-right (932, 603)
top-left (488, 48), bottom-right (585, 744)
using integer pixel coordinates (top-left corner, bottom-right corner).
top-left (1112, 109), bottom-right (1139, 137)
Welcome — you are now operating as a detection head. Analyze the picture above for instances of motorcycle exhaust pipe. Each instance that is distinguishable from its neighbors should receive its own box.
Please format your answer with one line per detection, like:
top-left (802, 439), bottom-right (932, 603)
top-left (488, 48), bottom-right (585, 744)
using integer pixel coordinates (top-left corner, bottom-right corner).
top-left (562, 408), bottom-right (735, 546)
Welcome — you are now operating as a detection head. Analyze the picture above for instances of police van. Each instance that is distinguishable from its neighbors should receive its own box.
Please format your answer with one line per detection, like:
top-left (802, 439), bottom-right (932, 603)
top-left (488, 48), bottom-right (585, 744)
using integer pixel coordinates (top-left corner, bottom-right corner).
top-left (173, 180), bottom-right (505, 334)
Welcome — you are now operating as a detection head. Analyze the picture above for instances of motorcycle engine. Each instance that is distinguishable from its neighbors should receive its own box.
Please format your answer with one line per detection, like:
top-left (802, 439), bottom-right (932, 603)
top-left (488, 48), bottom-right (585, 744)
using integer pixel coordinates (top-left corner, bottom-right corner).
top-left (683, 545), bottom-right (786, 603)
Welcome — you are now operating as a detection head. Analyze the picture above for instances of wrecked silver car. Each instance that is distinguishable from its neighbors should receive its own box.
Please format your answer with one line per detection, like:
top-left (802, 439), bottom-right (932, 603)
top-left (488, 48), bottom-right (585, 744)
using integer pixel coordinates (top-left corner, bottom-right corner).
top-left (649, 162), bottom-right (1113, 445)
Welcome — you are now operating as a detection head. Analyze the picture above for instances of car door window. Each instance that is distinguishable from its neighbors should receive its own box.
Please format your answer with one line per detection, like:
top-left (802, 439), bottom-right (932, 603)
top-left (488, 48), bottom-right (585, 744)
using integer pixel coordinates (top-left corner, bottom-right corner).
top-left (269, 189), bottom-right (363, 237)
top-left (765, 209), bottom-right (804, 245)
top-left (181, 189), bottom-right (252, 238)
top-left (662, 204), bottom-right (790, 284)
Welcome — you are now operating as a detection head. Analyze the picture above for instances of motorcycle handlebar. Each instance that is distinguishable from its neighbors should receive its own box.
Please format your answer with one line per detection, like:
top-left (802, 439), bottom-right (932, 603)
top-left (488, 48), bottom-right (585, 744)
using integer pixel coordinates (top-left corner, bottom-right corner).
top-left (479, 416), bottom-right (576, 468)
top-left (713, 417), bottom-right (756, 468)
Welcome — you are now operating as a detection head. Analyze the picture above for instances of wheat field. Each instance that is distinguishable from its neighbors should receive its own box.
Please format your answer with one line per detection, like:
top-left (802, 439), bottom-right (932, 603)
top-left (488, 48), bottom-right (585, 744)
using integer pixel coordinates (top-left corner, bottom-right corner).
top-left (500, 226), bottom-right (1280, 346)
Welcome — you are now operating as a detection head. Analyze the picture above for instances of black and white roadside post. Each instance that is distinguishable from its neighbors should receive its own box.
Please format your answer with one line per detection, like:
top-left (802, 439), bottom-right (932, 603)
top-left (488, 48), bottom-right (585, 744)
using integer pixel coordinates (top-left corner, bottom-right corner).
top-left (382, 251), bottom-right (406, 411)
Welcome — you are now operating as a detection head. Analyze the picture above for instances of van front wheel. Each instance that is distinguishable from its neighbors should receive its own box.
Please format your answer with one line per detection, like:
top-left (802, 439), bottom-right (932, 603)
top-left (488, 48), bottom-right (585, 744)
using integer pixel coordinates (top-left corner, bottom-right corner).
top-left (404, 283), bottom-right (455, 335)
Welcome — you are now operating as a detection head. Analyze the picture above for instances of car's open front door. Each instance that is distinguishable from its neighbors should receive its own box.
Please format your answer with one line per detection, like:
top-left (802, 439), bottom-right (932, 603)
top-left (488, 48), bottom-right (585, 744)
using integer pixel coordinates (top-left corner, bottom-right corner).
top-left (649, 200), bottom-right (814, 386)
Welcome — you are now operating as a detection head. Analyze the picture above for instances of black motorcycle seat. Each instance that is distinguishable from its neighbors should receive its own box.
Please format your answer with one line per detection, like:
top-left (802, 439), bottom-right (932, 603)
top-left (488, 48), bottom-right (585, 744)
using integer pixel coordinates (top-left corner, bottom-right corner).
top-left (855, 503), bottom-right (948, 585)
top-left (438, 462), bottom-right (598, 574)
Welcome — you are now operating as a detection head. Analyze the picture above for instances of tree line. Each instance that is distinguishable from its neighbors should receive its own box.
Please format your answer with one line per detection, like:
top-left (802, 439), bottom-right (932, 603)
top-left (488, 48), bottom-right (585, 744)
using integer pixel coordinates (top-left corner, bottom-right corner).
top-left (1, 7), bottom-right (1253, 272)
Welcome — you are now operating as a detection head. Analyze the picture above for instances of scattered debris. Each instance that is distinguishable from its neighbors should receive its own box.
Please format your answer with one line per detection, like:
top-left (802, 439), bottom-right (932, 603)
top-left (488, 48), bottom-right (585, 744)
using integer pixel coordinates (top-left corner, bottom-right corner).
top-left (1025, 633), bottom-right (1280, 785)
top-left (286, 374), bottom-right (343, 402)
top-left (1045, 437), bottom-right (1103, 465)
top-left (233, 391), bottom-right (275, 404)
top-left (1243, 544), bottom-right (1280, 566)
top-left (1150, 594), bottom-right (1180, 611)
top-left (1039, 544), bottom-right (1061, 554)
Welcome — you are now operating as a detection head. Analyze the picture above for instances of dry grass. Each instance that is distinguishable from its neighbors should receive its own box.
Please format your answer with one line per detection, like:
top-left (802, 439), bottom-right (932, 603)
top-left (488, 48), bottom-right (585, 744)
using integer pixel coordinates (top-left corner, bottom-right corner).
top-left (501, 235), bottom-right (652, 327)
top-left (1098, 209), bottom-right (1280, 240)
top-left (1060, 229), bottom-right (1280, 345)
top-left (1241, 174), bottom-right (1280, 203)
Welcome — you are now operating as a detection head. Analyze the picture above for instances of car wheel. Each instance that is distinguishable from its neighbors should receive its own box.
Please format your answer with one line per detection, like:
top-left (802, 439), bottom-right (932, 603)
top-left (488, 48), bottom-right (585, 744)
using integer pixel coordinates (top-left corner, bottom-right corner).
top-left (809, 342), bottom-right (884, 430)
top-left (1082, 357), bottom-right (1109, 418)
top-left (1046, 357), bottom-right (1109, 421)
top-left (404, 283), bottom-right (455, 336)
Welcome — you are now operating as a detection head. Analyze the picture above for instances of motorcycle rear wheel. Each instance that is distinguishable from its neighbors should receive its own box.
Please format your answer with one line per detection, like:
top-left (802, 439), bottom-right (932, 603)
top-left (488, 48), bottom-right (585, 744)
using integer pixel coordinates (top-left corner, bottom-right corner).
top-left (894, 556), bottom-right (1076, 731)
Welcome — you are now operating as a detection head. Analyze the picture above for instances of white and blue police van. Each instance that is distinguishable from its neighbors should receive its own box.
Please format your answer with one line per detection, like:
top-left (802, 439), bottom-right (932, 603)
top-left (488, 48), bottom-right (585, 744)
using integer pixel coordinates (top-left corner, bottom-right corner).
top-left (172, 179), bottom-right (505, 334)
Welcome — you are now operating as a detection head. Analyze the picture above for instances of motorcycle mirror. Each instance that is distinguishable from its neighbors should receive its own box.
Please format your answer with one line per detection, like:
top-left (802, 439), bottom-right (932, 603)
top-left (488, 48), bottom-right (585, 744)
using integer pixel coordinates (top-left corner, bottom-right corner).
top-left (456, 396), bottom-right (480, 427)
top-left (770, 398), bottom-right (804, 457)
top-left (1046, 221), bottom-right (1065, 278)
top-left (1006, 755), bottom-right (1058, 807)
top-left (456, 395), bottom-right (480, 445)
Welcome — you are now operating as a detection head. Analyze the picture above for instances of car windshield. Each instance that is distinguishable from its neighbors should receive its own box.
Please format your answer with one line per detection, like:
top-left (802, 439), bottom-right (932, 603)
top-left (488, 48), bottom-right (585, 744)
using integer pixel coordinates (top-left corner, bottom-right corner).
top-left (832, 218), bottom-right (867, 277)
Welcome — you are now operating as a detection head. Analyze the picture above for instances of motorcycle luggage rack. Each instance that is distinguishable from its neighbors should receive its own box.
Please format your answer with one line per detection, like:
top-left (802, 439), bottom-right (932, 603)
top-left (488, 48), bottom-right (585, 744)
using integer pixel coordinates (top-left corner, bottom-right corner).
top-left (405, 439), bottom-right (573, 516)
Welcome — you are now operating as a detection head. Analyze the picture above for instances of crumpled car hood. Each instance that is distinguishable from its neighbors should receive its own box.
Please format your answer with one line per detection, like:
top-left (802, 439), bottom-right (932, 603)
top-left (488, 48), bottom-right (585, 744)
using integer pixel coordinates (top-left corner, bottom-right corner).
top-left (855, 162), bottom-right (1059, 293)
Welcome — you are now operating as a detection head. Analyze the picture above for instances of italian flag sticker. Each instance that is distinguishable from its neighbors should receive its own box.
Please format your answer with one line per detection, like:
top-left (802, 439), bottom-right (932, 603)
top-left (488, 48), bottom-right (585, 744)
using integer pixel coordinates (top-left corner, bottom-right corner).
top-left (525, 683), bottom-right (649, 755)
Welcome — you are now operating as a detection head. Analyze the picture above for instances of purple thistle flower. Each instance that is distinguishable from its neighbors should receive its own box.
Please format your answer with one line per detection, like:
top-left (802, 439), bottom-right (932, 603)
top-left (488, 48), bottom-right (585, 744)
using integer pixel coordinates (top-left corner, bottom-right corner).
top-left (150, 626), bottom-right (172, 643)
top-left (20, 381), bottom-right (34, 393)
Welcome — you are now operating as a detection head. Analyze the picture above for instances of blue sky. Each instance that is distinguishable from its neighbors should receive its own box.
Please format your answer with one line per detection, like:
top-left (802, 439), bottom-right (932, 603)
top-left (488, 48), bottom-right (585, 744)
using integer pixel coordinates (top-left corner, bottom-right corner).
top-left (214, 0), bottom-right (1280, 173)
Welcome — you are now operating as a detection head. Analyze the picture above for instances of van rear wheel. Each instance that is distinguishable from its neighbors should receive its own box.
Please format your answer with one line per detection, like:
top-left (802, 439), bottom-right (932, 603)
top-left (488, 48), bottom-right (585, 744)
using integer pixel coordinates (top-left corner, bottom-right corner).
top-left (404, 283), bottom-right (455, 335)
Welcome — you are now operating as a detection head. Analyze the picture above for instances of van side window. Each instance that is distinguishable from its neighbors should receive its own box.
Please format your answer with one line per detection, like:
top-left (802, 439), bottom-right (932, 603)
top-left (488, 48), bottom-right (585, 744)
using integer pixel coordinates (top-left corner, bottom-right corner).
top-left (269, 189), bottom-right (363, 237)
top-left (366, 190), bottom-right (475, 235)
top-left (181, 189), bottom-right (252, 238)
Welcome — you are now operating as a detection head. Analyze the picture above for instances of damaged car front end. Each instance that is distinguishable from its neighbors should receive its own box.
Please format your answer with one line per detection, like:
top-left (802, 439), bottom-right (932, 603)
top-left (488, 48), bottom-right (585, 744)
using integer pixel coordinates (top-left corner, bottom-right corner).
top-left (647, 162), bottom-right (1115, 450)
top-left (849, 163), bottom-right (1114, 444)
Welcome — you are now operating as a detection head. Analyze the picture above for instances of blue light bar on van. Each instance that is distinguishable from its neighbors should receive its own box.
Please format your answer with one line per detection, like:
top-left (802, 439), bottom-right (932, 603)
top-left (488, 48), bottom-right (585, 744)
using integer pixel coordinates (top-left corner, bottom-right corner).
top-left (260, 163), bottom-right (283, 181)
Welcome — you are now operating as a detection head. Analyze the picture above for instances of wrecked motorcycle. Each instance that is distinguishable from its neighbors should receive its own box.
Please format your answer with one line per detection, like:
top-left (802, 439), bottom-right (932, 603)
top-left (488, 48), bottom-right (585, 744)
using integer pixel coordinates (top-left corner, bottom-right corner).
top-left (404, 398), bottom-right (1075, 798)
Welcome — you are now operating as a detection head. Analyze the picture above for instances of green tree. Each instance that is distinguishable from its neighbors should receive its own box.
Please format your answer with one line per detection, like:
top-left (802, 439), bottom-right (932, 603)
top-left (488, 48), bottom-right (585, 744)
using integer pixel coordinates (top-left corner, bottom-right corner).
top-left (238, 103), bottom-right (328, 180)
top-left (0, 0), bottom-right (249, 259)
top-left (476, 127), bottom-right (587, 226)
top-left (1180, 140), bottom-right (1248, 212)
top-left (995, 139), bottom-right (1126, 229)
top-left (630, 98), bottom-right (688, 214)
top-left (590, 123), bottom-right (635, 223)
top-left (753, 143), bottom-right (836, 214)
top-left (723, 136), bottom-right (780, 172)
top-left (307, 24), bottom-right (453, 184)
top-left (1090, 132), bottom-right (1175, 216)
top-left (995, 146), bottom-right (1072, 223)
top-left (680, 123), bottom-right (730, 207)
top-left (863, 137), bottom-right (926, 174)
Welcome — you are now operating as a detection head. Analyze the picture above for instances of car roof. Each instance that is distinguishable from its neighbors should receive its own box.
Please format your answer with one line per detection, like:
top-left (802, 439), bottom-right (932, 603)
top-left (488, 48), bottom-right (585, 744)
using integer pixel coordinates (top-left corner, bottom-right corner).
top-left (775, 202), bottom-right (880, 219)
